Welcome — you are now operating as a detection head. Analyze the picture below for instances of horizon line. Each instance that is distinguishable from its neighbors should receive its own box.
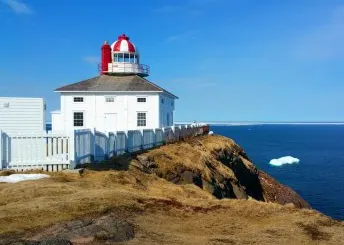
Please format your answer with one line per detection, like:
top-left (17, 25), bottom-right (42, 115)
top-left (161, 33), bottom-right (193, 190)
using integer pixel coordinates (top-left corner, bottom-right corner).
top-left (175, 121), bottom-right (344, 125)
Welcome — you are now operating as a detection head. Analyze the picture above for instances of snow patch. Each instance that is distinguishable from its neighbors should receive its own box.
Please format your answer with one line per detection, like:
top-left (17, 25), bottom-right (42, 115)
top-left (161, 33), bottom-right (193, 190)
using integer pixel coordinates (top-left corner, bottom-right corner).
top-left (0, 174), bottom-right (50, 183)
top-left (269, 156), bottom-right (300, 166)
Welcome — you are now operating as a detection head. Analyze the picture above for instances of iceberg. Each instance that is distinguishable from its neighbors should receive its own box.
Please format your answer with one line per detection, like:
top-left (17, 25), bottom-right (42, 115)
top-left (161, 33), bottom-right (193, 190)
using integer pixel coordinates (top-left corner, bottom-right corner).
top-left (269, 156), bottom-right (300, 166)
top-left (0, 174), bottom-right (50, 183)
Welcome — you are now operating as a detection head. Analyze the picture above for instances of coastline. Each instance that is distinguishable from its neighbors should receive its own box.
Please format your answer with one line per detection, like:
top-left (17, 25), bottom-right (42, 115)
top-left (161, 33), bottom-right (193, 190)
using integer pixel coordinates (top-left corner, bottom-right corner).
top-left (176, 121), bottom-right (344, 126)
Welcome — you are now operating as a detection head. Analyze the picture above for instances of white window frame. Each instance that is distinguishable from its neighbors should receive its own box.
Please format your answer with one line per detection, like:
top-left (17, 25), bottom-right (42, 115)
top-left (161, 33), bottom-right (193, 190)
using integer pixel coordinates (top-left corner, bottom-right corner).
top-left (73, 111), bottom-right (84, 127)
top-left (105, 96), bottom-right (115, 103)
top-left (137, 112), bottom-right (147, 127)
top-left (73, 97), bottom-right (84, 103)
top-left (137, 97), bottom-right (147, 103)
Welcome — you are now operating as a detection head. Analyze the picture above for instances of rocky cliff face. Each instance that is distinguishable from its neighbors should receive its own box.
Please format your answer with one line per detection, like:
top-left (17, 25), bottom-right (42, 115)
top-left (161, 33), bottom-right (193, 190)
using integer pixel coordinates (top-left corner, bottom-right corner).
top-left (130, 134), bottom-right (310, 209)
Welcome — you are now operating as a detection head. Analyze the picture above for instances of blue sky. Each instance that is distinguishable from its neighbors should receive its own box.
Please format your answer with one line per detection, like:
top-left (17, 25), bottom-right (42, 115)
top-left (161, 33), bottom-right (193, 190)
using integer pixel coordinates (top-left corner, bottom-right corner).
top-left (1, 0), bottom-right (344, 122)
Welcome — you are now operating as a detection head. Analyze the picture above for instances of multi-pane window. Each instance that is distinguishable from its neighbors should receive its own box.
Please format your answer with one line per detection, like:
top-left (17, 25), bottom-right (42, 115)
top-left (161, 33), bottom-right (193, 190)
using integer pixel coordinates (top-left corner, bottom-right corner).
top-left (124, 53), bottom-right (130, 63)
top-left (118, 53), bottom-right (124, 62)
top-left (73, 112), bottom-right (84, 127)
top-left (137, 97), bottom-right (146, 103)
top-left (105, 97), bottom-right (115, 103)
top-left (137, 112), bottom-right (146, 127)
top-left (114, 53), bottom-right (118, 62)
top-left (114, 53), bottom-right (137, 63)
top-left (73, 97), bottom-right (84, 102)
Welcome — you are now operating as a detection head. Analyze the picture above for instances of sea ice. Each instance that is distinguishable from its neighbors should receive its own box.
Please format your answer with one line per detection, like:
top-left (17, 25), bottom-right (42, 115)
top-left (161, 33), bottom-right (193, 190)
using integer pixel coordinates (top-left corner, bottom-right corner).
top-left (269, 156), bottom-right (300, 166)
top-left (0, 174), bottom-right (50, 183)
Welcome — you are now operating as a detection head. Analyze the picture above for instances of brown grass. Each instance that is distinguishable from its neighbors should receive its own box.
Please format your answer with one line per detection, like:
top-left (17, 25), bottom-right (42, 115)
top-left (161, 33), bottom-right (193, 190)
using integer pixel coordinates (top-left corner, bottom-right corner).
top-left (0, 169), bottom-right (213, 236)
top-left (139, 136), bottom-right (238, 183)
top-left (1, 168), bottom-right (344, 244)
top-left (0, 170), bottom-right (15, 176)
top-left (1, 135), bottom-right (343, 244)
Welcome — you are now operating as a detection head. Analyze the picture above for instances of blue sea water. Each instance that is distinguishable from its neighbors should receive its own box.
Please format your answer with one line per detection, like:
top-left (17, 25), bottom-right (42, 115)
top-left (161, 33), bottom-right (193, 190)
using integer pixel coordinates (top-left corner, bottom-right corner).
top-left (212, 125), bottom-right (344, 220)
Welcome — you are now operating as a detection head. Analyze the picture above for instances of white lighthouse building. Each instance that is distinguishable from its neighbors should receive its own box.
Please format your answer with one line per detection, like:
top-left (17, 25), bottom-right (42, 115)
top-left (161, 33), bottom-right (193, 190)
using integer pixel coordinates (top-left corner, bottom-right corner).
top-left (51, 34), bottom-right (177, 133)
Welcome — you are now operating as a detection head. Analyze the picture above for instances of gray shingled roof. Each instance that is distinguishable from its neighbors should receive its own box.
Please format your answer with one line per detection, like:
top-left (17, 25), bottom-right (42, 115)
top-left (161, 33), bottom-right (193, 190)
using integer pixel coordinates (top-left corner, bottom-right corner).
top-left (55, 75), bottom-right (178, 98)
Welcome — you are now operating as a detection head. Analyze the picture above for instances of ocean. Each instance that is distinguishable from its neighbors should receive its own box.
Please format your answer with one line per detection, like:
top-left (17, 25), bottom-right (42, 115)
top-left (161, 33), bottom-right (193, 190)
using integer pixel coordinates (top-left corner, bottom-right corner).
top-left (212, 125), bottom-right (344, 220)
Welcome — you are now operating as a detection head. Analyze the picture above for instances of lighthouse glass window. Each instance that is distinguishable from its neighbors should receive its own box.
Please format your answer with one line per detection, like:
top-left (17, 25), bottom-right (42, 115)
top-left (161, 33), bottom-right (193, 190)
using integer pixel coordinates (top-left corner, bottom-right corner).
top-left (124, 54), bottom-right (130, 63)
top-left (73, 112), bottom-right (84, 127)
top-left (118, 53), bottom-right (124, 62)
top-left (137, 112), bottom-right (146, 127)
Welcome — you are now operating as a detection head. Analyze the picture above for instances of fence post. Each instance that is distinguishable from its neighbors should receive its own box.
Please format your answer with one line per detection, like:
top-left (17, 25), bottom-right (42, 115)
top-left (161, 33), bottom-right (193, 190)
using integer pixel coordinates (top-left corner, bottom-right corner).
top-left (140, 129), bottom-right (144, 150)
top-left (0, 130), bottom-right (3, 170)
top-left (125, 130), bottom-right (129, 152)
top-left (89, 128), bottom-right (96, 162)
top-left (69, 130), bottom-right (76, 169)
top-left (152, 128), bottom-right (156, 146)
top-left (106, 132), bottom-right (110, 159)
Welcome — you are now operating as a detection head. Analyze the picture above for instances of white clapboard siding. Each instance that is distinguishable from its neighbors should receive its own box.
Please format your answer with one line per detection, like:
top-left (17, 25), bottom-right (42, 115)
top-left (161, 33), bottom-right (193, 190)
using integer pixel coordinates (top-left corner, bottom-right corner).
top-left (0, 97), bottom-right (45, 133)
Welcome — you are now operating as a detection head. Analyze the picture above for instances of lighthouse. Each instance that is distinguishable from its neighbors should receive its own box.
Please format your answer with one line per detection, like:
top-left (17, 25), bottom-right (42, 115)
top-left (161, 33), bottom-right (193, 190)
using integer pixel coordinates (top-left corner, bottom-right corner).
top-left (101, 34), bottom-right (149, 77)
top-left (52, 33), bottom-right (177, 133)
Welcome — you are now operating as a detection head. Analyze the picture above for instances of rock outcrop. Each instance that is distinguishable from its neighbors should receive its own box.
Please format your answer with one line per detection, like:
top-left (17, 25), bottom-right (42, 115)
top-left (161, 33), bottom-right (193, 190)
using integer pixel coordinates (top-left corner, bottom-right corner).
top-left (129, 134), bottom-right (310, 208)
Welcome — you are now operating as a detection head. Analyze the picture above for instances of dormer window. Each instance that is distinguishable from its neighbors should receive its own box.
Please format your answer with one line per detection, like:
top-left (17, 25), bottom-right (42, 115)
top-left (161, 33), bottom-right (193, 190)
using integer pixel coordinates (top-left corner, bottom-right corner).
top-left (73, 97), bottom-right (84, 102)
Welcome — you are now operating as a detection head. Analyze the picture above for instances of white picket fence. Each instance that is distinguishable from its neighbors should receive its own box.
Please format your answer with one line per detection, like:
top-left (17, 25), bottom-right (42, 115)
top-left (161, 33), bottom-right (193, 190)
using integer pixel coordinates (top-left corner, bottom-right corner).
top-left (0, 130), bottom-right (71, 171)
top-left (73, 125), bottom-right (206, 165)
top-left (0, 125), bottom-right (208, 171)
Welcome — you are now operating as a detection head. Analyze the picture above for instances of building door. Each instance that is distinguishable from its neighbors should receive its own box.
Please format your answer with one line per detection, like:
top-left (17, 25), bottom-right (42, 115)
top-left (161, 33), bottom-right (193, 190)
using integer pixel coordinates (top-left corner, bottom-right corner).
top-left (104, 113), bottom-right (117, 132)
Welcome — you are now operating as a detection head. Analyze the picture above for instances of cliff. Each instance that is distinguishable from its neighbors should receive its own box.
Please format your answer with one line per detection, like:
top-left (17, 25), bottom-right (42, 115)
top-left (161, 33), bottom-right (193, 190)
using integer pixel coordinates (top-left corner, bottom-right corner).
top-left (127, 135), bottom-right (310, 208)
top-left (1, 134), bottom-right (343, 244)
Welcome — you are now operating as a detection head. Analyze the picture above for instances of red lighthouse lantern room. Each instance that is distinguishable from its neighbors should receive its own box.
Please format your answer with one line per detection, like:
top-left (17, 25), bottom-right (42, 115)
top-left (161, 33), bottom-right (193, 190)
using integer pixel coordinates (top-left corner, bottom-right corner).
top-left (101, 34), bottom-right (150, 77)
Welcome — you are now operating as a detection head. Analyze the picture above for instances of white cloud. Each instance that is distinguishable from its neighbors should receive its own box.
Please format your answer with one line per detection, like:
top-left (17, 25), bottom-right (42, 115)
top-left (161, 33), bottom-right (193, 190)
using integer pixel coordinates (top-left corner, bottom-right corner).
top-left (2, 0), bottom-right (33, 14)
top-left (83, 56), bottom-right (100, 64)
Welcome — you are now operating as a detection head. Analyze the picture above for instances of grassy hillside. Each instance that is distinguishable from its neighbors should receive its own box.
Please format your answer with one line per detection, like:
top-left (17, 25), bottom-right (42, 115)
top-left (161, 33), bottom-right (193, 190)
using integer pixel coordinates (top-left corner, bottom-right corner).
top-left (0, 135), bottom-right (343, 244)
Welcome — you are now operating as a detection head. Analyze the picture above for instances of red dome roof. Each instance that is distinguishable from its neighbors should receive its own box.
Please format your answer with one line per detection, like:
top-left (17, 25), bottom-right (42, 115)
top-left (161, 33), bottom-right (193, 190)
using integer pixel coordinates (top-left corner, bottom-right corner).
top-left (111, 34), bottom-right (136, 53)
